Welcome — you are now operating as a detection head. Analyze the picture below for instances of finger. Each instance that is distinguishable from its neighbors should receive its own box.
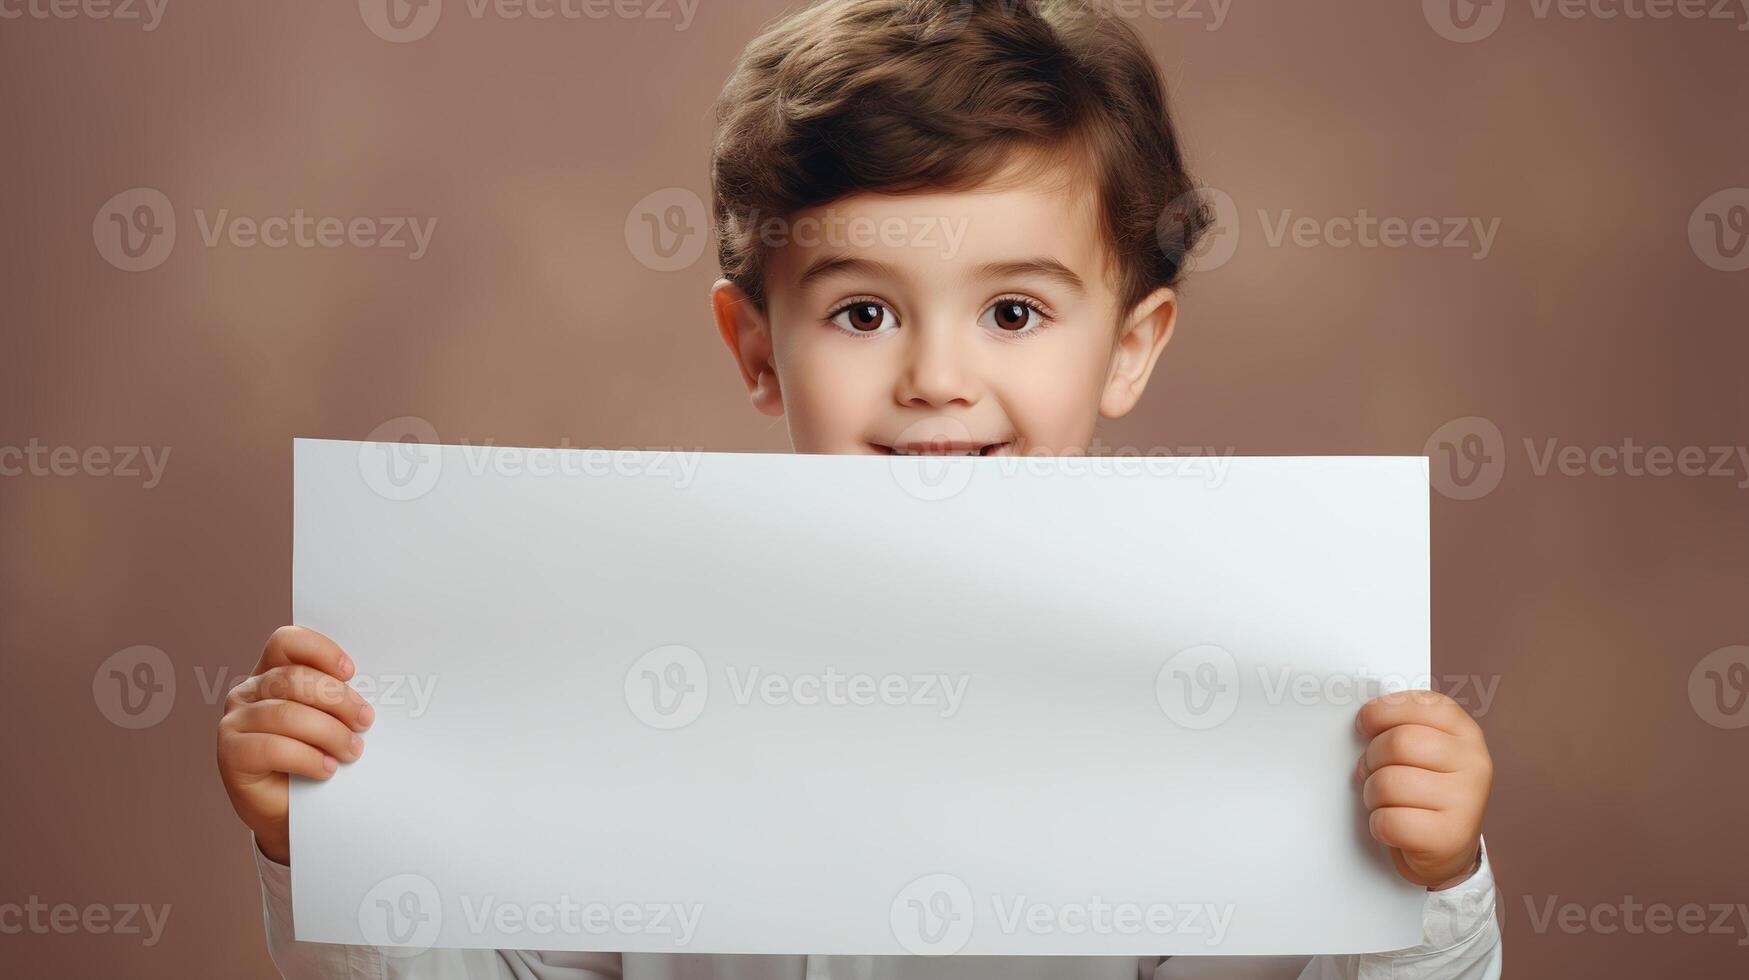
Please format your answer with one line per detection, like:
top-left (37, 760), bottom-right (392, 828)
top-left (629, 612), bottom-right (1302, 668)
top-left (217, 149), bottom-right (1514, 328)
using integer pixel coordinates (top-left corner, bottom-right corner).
top-left (1368, 806), bottom-right (1446, 851)
top-left (1362, 723), bottom-right (1463, 776)
top-left (230, 699), bottom-right (364, 763)
top-left (1356, 690), bottom-right (1478, 739)
top-left (1363, 765), bottom-right (1450, 811)
top-left (229, 665), bottom-right (374, 732)
top-left (219, 731), bottom-right (338, 782)
top-left (256, 625), bottom-right (353, 681)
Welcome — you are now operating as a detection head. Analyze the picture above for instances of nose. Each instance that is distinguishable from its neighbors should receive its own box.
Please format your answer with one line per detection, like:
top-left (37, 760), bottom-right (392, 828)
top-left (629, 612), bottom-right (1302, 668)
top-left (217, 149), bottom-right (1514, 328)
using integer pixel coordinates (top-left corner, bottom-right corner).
top-left (894, 322), bottom-right (980, 409)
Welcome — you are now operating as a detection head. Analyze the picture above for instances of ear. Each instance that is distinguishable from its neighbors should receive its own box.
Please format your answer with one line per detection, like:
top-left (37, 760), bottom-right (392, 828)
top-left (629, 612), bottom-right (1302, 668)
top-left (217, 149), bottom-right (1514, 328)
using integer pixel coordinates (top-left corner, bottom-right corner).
top-left (1099, 286), bottom-right (1178, 420)
top-left (711, 278), bottom-right (784, 418)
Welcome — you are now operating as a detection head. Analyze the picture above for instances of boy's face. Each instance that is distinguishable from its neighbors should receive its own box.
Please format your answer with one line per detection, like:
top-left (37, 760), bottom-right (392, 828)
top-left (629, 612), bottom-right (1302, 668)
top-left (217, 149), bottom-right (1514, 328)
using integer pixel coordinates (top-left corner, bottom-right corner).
top-left (712, 158), bottom-right (1178, 456)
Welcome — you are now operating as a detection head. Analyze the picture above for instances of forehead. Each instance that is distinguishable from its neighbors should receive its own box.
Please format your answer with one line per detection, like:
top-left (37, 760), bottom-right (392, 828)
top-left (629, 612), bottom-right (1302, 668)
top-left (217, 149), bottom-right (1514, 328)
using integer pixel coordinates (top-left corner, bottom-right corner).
top-left (765, 155), bottom-right (1112, 296)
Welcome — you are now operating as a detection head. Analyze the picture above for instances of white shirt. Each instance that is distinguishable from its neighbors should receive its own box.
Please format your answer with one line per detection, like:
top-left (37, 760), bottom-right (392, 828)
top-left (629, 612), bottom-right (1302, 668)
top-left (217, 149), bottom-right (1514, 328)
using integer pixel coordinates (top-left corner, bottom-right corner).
top-left (252, 843), bottom-right (1501, 980)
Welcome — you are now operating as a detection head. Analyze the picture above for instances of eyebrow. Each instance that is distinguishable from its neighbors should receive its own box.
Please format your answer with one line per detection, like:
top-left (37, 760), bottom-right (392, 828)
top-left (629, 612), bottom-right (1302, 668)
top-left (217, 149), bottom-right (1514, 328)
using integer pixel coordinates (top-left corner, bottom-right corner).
top-left (795, 255), bottom-right (902, 289)
top-left (794, 253), bottom-right (1086, 294)
top-left (974, 258), bottom-right (1085, 295)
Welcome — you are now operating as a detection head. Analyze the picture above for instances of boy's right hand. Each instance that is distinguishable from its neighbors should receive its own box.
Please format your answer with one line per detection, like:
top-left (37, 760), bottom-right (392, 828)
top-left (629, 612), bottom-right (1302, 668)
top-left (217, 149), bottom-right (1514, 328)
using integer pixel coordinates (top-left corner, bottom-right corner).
top-left (216, 626), bottom-right (373, 865)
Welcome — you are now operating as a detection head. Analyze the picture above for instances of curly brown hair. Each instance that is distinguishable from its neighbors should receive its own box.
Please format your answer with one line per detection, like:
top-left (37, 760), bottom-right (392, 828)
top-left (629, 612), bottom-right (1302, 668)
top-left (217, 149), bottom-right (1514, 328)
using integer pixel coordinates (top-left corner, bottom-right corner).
top-left (709, 0), bottom-right (1209, 316)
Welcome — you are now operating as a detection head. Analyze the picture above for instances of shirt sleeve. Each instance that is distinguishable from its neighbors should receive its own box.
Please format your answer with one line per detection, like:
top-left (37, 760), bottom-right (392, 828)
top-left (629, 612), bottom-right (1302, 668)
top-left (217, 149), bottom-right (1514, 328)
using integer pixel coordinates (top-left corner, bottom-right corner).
top-left (1145, 842), bottom-right (1502, 980)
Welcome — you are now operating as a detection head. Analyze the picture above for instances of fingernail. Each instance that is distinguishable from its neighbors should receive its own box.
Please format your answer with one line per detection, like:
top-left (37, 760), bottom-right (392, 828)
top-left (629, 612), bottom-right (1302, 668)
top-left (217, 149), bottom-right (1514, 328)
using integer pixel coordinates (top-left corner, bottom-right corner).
top-left (322, 755), bottom-right (338, 775)
top-left (358, 704), bottom-right (375, 729)
top-left (339, 655), bottom-right (354, 677)
top-left (350, 736), bottom-right (364, 759)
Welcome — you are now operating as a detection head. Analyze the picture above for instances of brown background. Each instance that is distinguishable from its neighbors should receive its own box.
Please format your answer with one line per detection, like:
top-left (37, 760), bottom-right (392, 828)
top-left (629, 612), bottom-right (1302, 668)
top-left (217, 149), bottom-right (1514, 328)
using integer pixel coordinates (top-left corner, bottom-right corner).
top-left (2, 1), bottom-right (1745, 976)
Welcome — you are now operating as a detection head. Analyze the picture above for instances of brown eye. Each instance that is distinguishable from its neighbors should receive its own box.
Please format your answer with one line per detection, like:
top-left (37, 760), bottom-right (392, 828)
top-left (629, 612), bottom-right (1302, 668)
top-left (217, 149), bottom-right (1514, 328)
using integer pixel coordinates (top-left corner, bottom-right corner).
top-left (848, 303), bottom-right (883, 330)
top-left (980, 298), bottom-right (1047, 334)
top-left (830, 301), bottom-right (896, 334)
top-left (993, 301), bottom-right (1030, 331)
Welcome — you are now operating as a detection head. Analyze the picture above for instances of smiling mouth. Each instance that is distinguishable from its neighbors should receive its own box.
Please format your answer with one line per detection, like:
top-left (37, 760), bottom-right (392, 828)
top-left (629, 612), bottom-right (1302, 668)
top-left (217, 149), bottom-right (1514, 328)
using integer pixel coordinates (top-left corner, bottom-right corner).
top-left (872, 440), bottom-right (1014, 457)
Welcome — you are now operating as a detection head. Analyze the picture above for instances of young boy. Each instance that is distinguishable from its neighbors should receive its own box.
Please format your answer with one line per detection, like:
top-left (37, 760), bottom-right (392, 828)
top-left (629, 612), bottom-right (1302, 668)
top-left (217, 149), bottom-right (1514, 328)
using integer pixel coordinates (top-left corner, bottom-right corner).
top-left (218, 1), bottom-right (1501, 977)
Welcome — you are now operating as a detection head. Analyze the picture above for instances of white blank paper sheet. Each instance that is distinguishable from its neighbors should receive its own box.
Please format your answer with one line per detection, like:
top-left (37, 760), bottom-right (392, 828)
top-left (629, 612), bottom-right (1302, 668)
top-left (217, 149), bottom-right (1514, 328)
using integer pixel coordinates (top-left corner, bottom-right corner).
top-left (290, 440), bottom-right (1429, 956)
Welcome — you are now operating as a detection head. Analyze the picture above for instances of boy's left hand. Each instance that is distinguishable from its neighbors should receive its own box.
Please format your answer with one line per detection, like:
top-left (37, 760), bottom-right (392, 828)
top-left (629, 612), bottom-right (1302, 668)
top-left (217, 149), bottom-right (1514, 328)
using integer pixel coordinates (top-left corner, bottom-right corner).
top-left (1356, 690), bottom-right (1493, 890)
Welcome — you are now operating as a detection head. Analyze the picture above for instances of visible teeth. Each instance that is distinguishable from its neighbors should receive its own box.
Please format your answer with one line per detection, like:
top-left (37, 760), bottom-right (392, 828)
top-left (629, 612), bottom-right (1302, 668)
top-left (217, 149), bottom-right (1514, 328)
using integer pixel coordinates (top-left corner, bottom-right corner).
top-left (889, 444), bottom-right (1011, 456)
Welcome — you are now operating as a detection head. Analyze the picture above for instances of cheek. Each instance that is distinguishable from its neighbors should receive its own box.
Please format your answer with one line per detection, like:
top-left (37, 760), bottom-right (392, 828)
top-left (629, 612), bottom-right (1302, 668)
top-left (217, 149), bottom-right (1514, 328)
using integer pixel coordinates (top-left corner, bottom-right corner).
top-left (992, 334), bottom-right (1111, 452)
top-left (774, 332), bottom-right (892, 451)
